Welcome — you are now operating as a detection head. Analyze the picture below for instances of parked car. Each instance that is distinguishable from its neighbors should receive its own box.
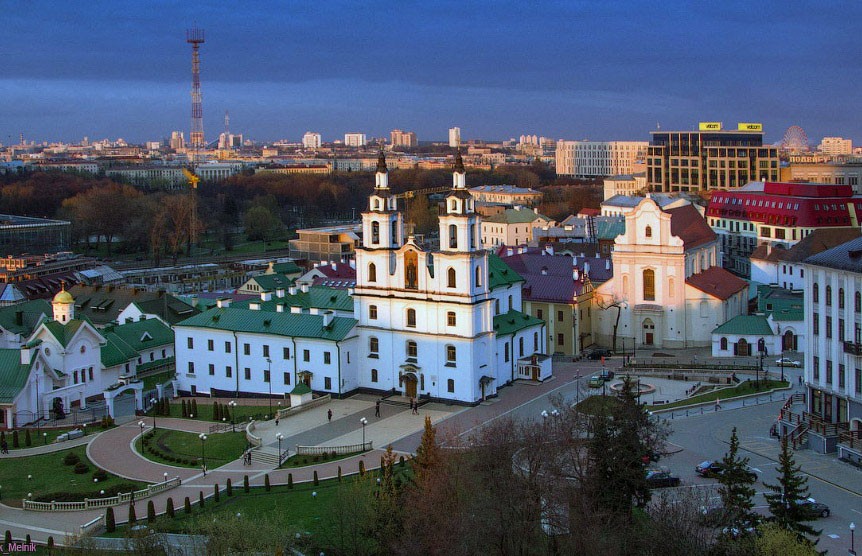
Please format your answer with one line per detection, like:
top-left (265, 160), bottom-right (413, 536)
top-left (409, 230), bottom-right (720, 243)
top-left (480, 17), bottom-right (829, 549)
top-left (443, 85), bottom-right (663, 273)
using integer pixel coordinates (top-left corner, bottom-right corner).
top-left (588, 375), bottom-right (605, 388)
top-left (797, 498), bottom-right (830, 518)
top-left (695, 460), bottom-right (758, 481)
top-left (645, 470), bottom-right (680, 488)
top-left (588, 349), bottom-right (612, 360)
top-left (775, 357), bottom-right (802, 367)
top-left (599, 369), bottom-right (615, 381)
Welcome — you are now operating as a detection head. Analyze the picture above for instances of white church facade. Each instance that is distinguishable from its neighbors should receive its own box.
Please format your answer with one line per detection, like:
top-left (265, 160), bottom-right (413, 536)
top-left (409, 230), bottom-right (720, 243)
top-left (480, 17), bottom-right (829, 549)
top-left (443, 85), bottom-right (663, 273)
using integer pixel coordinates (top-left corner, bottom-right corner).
top-left (173, 153), bottom-right (550, 404)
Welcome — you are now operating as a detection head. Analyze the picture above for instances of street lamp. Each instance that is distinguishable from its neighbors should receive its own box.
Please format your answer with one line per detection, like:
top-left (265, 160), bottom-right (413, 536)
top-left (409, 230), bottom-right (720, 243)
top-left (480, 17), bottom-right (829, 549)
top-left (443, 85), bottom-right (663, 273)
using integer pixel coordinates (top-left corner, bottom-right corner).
top-left (229, 400), bottom-right (237, 432)
top-left (850, 522), bottom-right (856, 554)
top-left (42, 432), bottom-right (47, 445)
top-left (199, 433), bottom-right (207, 475)
top-left (360, 417), bottom-right (367, 447)
top-left (151, 397), bottom-right (157, 430)
top-left (266, 358), bottom-right (272, 418)
top-left (276, 433), bottom-right (284, 466)
top-left (778, 323), bottom-right (785, 383)
top-left (138, 421), bottom-right (145, 451)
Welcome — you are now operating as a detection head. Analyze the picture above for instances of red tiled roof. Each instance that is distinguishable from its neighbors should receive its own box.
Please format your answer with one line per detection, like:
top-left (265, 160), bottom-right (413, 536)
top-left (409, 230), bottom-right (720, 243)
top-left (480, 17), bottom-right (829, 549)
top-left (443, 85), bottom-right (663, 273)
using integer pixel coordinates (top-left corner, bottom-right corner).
top-left (666, 204), bottom-right (716, 249)
top-left (686, 267), bottom-right (748, 300)
top-left (315, 264), bottom-right (356, 279)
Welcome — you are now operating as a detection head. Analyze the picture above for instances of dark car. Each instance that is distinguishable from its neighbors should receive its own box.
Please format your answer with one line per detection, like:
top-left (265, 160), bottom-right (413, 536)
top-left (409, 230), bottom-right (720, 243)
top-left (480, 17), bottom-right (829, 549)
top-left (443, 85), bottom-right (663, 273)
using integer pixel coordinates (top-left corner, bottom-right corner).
top-left (588, 349), bottom-right (612, 360)
top-left (599, 369), bottom-right (615, 381)
top-left (797, 498), bottom-right (830, 519)
top-left (696, 461), bottom-right (758, 481)
top-left (645, 470), bottom-right (680, 488)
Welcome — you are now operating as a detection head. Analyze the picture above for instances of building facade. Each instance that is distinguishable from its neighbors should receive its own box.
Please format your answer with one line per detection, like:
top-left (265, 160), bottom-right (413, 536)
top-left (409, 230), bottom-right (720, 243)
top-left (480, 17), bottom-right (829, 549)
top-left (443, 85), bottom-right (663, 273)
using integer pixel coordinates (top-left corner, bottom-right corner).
top-left (480, 207), bottom-right (552, 248)
top-left (818, 137), bottom-right (853, 156)
top-left (390, 130), bottom-right (418, 148)
top-left (556, 141), bottom-right (647, 178)
top-left (449, 127), bottom-right (461, 148)
top-left (0, 215), bottom-right (70, 257)
top-left (302, 132), bottom-right (322, 149)
top-left (344, 133), bottom-right (367, 147)
top-left (469, 185), bottom-right (543, 207)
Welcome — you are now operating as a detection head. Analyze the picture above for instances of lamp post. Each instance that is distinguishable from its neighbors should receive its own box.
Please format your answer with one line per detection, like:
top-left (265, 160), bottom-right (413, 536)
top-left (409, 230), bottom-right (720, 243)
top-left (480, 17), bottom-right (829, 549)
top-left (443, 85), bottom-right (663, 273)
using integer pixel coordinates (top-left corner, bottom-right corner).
top-left (230, 400), bottom-right (237, 432)
top-left (138, 420), bottom-right (145, 452)
top-left (360, 417), bottom-right (367, 448)
top-left (850, 522), bottom-right (856, 555)
top-left (266, 358), bottom-right (272, 418)
top-left (276, 433), bottom-right (284, 466)
top-left (43, 432), bottom-right (47, 445)
top-left (151, 397), bottom-right (157, 430)
top-left (778, 323), bottom-right (785, 383)
top-left (199, 433), bottom-right (207, 476)
top-left (575, 372), bottom-right (581, 406)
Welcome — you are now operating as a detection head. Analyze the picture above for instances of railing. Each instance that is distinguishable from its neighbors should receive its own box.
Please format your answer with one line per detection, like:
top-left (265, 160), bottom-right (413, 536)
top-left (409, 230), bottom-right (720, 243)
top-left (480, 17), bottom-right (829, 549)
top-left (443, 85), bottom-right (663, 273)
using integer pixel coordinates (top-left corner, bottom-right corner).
top-left (808, 419), bottom-right (849, 438)
top-left (276, 394), bottom-right (331, 420)
top-left (839, 430), bottom-right (862, 452)
top-left (625, 362), bottom-right (758, 371)
top-left (80, 514), bottom-right (104, 535)
top-left (245, 421), bottom-right (262, 447)
top-left (790, 422), bottom-right (809, 449)
top-left (208, 422), bottom-right (233, 434)
top-left (23, 477), bottom-right (181, 512)
top-left (780, 409), bottom-right (804, 425)
top-left (296, 442), bottom-right (372, 456)
top-left (843, 341), bottom-right (862, 356)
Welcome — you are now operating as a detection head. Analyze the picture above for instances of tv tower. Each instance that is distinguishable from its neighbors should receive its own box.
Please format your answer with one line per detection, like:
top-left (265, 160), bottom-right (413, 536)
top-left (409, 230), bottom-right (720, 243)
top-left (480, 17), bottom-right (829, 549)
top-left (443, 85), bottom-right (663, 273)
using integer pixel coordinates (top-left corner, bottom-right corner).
top-left (186, 27), bottom-right (205, 154)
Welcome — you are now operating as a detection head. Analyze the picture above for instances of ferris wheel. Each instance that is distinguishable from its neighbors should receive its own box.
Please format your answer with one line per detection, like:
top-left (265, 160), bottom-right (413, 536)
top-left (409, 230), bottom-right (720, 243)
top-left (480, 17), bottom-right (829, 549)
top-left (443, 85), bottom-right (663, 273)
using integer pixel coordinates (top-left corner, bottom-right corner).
top-left (781, 125), bottom-right (809, 152)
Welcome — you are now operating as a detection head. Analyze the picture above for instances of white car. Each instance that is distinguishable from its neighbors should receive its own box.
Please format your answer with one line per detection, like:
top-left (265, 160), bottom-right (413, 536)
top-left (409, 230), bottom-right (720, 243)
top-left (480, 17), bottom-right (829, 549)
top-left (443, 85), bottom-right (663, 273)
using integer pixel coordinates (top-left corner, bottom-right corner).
top-left (775, 357), bottom-right (801, 367)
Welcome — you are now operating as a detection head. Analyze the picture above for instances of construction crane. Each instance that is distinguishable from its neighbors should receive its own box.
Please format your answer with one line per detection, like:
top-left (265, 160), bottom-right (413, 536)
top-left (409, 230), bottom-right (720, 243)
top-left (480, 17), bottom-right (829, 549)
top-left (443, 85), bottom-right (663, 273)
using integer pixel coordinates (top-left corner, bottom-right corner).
top-left (182, 167), bottom-right (200, 189)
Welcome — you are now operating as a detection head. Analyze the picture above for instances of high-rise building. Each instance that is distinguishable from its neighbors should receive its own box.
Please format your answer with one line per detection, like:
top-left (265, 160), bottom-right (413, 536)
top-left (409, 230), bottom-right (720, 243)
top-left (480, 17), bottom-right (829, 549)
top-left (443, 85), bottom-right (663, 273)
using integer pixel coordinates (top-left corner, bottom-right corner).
top-left (555, 141), bottom-right (647, 177)
top-left (170, 131), bottom-right (185, 150)
top-left (302, 132), bottom-right (322, 149)
top-left (449, 127), bottom-right (461, 148)
top-left (390, 129), bottom-right (418, 148)
top-left (818, 137), bottom-right (853, 156)
top-left (647, 122), bottom-right (780, 192)
top-left (344, 133), bottom-right (367, 147)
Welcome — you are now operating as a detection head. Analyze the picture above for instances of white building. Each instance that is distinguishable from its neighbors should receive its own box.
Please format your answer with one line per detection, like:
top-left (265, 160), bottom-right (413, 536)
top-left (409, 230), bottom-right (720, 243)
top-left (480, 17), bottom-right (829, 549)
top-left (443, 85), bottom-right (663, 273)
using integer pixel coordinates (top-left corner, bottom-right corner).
top-left (449, 127), bottom-right (461, 148)
top-left (480, 207), bottom-right (552, 248)
top-left (818, 137), bottom-right (853, 156)
top-left (602, 173), bottom-right (647, 200)
top-left (593, 197), bottom-right (748, 349)
top-left (469, 185), bottom-right (543, 207)
top-left (344, 133), bottom-right (367, 148)
top-left (302, 132), bottom-right (322, 149)
top-left (556, 141), bottom-right (647, 178)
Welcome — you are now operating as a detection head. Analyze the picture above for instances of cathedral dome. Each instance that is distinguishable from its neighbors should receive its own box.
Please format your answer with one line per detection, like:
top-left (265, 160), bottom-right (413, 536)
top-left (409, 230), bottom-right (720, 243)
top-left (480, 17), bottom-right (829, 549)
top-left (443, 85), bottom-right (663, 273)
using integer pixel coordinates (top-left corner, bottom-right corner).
top-left (53, 289), bottom-right (74, 304)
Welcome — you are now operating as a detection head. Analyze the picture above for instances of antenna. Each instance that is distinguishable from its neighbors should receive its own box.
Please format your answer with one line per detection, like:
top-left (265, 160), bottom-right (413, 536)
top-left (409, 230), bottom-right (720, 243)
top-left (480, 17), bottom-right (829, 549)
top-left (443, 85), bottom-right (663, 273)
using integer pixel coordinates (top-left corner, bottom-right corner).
top-left (186, 28), bottom-right (205, 158)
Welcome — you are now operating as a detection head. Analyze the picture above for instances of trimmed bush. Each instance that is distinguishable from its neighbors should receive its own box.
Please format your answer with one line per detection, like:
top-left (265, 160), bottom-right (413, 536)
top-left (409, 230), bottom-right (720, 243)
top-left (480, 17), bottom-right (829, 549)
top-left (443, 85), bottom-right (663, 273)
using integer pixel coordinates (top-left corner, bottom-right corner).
top-left (182, 399), bottom-right (188, 418)
top-left (0, 431), bottom-right (5, 444)
top-left (4, 530), bottom-right (10, 546)
top-left (128, 503), bottom-right (136, 525)
top-left (331, 451), bottom-right (337, 459)
top-left (24, 429), bottom-right (31, 447)
top-left (73, 461), bottom-right (90, 474)
top-left (25, 534), bottom-right (30, 544)
top-left (212, 401), bottom-right (219, 422)
top-left (399, 456), bottom-right (405, 466)
top-left (243, 475), bottom-right (249, 493)
top-left (199, 490), bottom-right (205, 508)
top-left (226, 478), bottom-right (233, 496)
top-left (166, 498), bottom-right (175, 518)
top-left (92, 469), bottom-right (108, 482)
top-left (288, 473), bottom-right (293, 489)
top-left (359, 460), bottom-right (365, 477)
top-left (223, 405), bottom-right (230, 421)
top-left (63, 452), bottom-right (81, 466)
top-left (147, 500), bottom-right (155, 523)
top-left (47, 537), bottom-right (54, 553)
top-left (214, 483), bottom-right (220, 502)
top-left (265, 474), bottom-right (271, 491)
top-left (105, 507), bottom-right (115, 532)
top-left (191, 399), bottom-right (198, 416)
top-left (338, 466), bottom-right (342, 482)
top-left (12, 430), bottom-right (19, 448)
top-left (313, 470), bottom-right (319, 486)
top-left (184, 496), bottom-right (192, 515)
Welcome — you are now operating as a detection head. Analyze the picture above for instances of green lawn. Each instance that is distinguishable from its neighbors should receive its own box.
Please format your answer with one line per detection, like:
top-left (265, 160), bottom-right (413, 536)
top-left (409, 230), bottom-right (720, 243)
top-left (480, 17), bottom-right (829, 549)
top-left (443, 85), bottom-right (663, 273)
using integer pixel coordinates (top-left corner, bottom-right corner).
top-left (163, 400), bottom-right (278, 422)
top-left (280, 450), bottom-right (365, 468)
top-left (0, 446), bottom-right (147, 506)
top-left (0, 427), bottom-right (86, 451)
top-left (139, 429), bottom-right (249, 468)
top-left (575, 395), bottom-right (622, 415)
top-left (140, 370), bottom-right (175, 390)
top-left (648, 379), bottom-right (789, 410)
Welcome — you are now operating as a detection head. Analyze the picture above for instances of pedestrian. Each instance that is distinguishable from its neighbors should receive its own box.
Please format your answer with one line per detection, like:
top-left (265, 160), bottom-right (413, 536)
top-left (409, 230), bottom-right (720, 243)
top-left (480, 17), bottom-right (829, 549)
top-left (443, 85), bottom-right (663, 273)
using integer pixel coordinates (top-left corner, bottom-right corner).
top-left (412, 400), bottom-right (418, 415)
top-left (0, 439), bottom-right (7, 454)
top-left (327, 409), bottom-right (333, 422)
top-left (375, 400), bottom-right (381, 418)
top-left (715, 399), bottom-right (721, 411)
top-left (275, 417), bottom-right (279, 427)
top-left (798, 376), bottom-right (803, 385)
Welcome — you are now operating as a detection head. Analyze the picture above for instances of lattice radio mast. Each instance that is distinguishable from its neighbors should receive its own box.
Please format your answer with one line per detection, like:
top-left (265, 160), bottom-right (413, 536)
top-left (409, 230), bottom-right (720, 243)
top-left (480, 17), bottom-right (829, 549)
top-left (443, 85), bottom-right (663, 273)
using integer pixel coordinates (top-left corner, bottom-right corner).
top-left (186, 28), bottom-right (205, 157)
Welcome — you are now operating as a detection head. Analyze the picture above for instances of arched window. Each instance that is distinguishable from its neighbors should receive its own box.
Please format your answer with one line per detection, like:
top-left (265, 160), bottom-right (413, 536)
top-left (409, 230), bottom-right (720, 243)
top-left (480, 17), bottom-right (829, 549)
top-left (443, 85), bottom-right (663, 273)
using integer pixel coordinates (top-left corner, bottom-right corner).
top-left (475, 266), bottom-right (482, 287)
top-left (643, 269), bottom-right (655, 301)
top-left (368, 263), bottom-right (377, 283)
top-left (406, 308), bottom-right (416, 328)
top-left (518, 337), bottom-right (524, 356)
top-left (856, 291), bottom-right (861, 313)
top-left (371, 369), bottom-right (378, 383)
top-left (668, 277), bottom-right (675, 298)
top-left (839, 288), bottom-right (845, 309)
top-left (406, 340), bottom-right (418, 358)
top-left (645, 225), bottom-right (652, 238)
top-left (720, 337), bottom-right (728, 350)
top-left (813, 284), bottom-right (819, 303)
top-left (374, 199), bottom-right (380, 210)
top-left (371, 221), bottom-right (380, 244)
top-left (623, 274), bottom-right (629, 292)
top-left (391, 220), bottom-right (399, 246)
top-left (448, 268), bottom-right (456, 288)
top-left (449, 224), bottom-right (458, 249)
top-left (447, 378), bottom-right (455, 393)
top-left (369, 337), bottom-right (379, 356)
top-left (446, 345), bottom-right (456, 362)
top-left (826, 285), bottom-right (832, 306)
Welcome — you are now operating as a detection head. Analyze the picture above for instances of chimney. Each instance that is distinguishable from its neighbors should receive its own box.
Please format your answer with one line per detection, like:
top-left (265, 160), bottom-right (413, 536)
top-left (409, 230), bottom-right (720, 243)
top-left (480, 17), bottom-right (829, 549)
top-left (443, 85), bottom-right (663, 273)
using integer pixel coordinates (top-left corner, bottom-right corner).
top-left (322, 310), bottom-right (334, 328)
top-left (15, 310), bottom-right (23, 326)
top-left (349, 259), bottom-right (356, 269)
top-left (573, 268), bottom-right (579, 281)
top-left (290, 306), bottom-right (302, 314)
top-left (266, 261), bottom-right (275, 274)
top-left (261, 291), bottom-right (272, 302)
top-left (300, 284), bottom-right (310, 293)
top-left (766, 244), bottom-right (772, 256)
top-left (506, 248), bottom-right (514, 257)
top-left (289, 285), bottom-right (297, 295)
top-left (276, 288), bottom-right (285, 298)
top-left (216, 297), bottom-right (231, 309)
top-left (541, 267), bottom-right (548, 275)
top-left (20, 344), bottom-right (31, 365)
top-left (572, 256), bottom-right (578, 266)
top-left (533, 207), bottom-right (538, 214)
top-left (250, 302), bottom-right (261, 311)
top-left (584, 261), bottom-right (591, 274)
top-left (605, 259), bottom-right (610, 270)
top-left (313, 262), bottom-right (319, 268)
top-left (276, 304), bottom-right (284, 312)
top-left (310, 307), bottom-right (320, 315)
top-left (331, 262), bottom-right (337, 271)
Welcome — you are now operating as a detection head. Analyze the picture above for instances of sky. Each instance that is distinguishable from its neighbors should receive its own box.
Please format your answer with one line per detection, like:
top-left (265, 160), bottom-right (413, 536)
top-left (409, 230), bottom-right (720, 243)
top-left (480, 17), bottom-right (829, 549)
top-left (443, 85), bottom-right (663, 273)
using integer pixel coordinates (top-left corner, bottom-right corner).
top-left (2, 0), bottom-right (861, 146)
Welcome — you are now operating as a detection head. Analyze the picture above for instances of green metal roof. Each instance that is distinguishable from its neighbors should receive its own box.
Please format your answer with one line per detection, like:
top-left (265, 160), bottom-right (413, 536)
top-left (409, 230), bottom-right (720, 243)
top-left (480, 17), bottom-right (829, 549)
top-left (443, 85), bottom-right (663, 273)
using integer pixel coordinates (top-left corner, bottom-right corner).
top-left (0, 299), bottom-right (51, 336)
top-left (712, 315), bottom-right (774, 336)
top-left (596, 219), bottom-right (626, 241)
top-left (249, 274), bottom-right (295, 292)
top-left (290, 383), bottom-right (312, 395)
top-left (0, 349), bottom-right (30, 404)
top-left (484, 208), bottom-right (551, 225)
top-left (234, 286), bottom-right (353, 313)
top-left (488, 254), bottom-right (524, 290)
top-left (493, 309), bottom-right (544, 336)
top-left (756, 285), bottom-right (804, 322)
top-left (109, 318), bottom-right (174, 350)
top-left (101, 332), bottom-right (139, 367)
top-left (272, 261), bottom-right (302, 275)
top-left (42, 319), bottom-right (87, 348)
top-left (177, 307), bottom-right (357, 341)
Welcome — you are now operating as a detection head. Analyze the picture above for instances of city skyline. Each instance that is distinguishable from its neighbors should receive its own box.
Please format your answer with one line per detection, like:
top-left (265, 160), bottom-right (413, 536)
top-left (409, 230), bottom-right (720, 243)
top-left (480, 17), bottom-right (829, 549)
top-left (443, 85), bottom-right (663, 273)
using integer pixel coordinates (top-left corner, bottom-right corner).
top-left (3, 1), bottom-right (861, 144)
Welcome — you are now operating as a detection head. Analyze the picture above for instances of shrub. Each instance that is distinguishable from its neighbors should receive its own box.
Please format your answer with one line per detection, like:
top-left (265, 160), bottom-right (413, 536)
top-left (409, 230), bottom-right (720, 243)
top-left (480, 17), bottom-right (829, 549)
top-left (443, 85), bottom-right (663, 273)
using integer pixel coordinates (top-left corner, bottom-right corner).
top-left (92, 469), bottom-right (108, 482)
top-left (3, 530), bottom-right (10, 546)
top-left (214, 483), bottom-right (220, 502)
top-left (128, 503), bottom-right (136, 525)
top-left (73, 461), bottom-right (90, 474)
top-left (223, 405), bottom-right (230, 421)
top-left (191, 399), bottom-right (198, 416)
top-left (226, 478), bottom-right (233, 496)
top-left (313, 470), bottom-right (319, 486)
top-left (147, 500), bottom-right (155, 523)
top-left (313, 456), bottom-right (319, 462)
top-left (63, 452), bottom-right (81, 466)
top-left (25, 534), bottom-right (30, 544)
top-left (25, 429), bottom-right (31, 447)
top-left (399, 456), bottom-right (405, 467)
top-left (212, 402), bottom-right (219, 422)
top-left (104, 508), bottom-right (115, 533)
top-left (199, 490), bottom-right (205, 508)
top-left (47, 537), bottom-right (54, 553)
top-left (184, 496), bottom-right (192, 515)
top-left (33, 483), bottom-right (140, 503)
top-left (288, 473), bottom-right (293, 489)
top-left (182, 399), bottom-right (188, 418)
top-left (0, 431), bottom-right (4, 444)
top-left (166, 498), bottom-right (175, 518)
top-left (331, 451), bottom-right (337, 459)
top-left (12, 430), bottom-right (19, 448)
top-left (243, 475), bottom-right (249, 493)
top-left (359, 460), bottom-right (365, 477)
top-left (338, 466), bottom-right (342, 482)
top-left (265, 474), bottom-right (271, 491)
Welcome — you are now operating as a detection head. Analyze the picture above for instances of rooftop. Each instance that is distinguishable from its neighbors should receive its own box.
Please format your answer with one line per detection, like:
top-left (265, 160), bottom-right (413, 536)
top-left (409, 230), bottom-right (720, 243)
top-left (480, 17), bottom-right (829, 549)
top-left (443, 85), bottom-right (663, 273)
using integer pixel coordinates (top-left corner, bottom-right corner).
top-left (177, 307), bottom-right (357, 341)
top-left (712, 314), bottom-right (774, 336)
top-left (803, 236), bottom-right (862, 273)
top-left (686, 267), bottom-right (748, 300)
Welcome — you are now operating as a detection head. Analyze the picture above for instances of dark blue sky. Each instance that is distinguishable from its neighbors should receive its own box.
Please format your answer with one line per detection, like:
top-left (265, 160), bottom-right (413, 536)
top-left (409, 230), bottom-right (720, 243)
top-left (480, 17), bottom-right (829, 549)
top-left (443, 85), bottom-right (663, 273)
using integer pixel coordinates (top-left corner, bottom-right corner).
top-left (2, 1), bottom-right (860, 145)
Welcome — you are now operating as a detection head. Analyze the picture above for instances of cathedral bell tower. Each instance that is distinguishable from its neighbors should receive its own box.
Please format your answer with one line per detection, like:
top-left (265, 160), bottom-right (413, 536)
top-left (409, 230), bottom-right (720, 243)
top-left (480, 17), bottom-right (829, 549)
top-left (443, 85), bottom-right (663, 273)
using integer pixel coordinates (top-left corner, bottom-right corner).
top-left (439, 150), bottom-right (481, 252)
top-left (361, 151), bottom-right (404, 250)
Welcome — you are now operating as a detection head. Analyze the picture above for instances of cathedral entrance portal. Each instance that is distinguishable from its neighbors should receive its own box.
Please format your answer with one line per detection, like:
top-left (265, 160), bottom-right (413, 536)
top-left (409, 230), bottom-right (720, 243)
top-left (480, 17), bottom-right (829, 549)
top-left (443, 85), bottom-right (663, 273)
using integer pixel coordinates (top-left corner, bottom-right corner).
top-left (642, 319), bottom-right (655, 346)
top-left (400, 373), bottom-right (418, 399)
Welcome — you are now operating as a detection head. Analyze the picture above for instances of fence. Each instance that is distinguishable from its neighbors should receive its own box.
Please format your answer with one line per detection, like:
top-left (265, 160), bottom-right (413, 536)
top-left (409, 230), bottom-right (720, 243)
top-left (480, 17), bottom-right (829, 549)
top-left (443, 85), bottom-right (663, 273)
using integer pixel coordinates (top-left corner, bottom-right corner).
top-left (23, 476), bottom-right (181, 512)
top-left (80, 515), bottom-right (104, 535)
top-left (296, 442), bottom-right (373, 456)
top-left (276, 394), bottom-right (331, 420)
top-left (652, 389), bottom-right (793, 420)
top-left (14, 403), bottom-right (108, 429)
top-left (245, 421), bottom-right (262, 447)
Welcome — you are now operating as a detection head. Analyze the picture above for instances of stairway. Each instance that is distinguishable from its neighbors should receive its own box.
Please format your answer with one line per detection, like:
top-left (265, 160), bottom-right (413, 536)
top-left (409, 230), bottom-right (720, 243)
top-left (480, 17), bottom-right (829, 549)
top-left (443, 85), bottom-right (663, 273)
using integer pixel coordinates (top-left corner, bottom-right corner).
top-left (252, 446), bottom-right (282, 467)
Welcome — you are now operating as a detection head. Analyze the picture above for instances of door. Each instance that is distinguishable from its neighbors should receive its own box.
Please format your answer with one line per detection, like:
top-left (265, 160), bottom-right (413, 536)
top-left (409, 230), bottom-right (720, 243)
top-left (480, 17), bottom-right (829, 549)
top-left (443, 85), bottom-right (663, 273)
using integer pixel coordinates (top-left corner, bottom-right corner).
top-left (531, 366), bottom-right (539, 381)
top-left (645, 333), bottom-right (654, 346)
top-left (824, 394), bottom-right (833, 422)
top-left (405, 376), bottom-right (417, 399)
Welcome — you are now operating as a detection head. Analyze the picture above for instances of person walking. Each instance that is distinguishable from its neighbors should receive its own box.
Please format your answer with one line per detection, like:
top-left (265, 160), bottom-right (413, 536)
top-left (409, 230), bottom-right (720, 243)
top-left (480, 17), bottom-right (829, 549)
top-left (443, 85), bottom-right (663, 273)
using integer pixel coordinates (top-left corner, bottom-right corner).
top-left (714, 399), bottom-right (721, 411)
top-left (375, 400), bottom-right (381, 418)
top-left (1, 439), bottom-right (7, 454)
top-left (327, 409), bottom-right (333, 422)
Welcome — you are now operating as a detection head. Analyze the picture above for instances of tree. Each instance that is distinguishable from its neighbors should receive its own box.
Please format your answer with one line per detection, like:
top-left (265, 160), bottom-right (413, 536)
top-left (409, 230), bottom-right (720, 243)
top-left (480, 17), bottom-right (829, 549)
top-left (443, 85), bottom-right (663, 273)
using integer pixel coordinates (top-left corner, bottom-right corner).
top-left (184, 496), bottom-right (192, 514)
top-left (243, 475), bottom-right (250, 493)
top-left (166, 497), bottom-right (175, 518)
top-left (147, 500), bottom-right (155, 523)
top-left (243, 205), bottom-right (280, 242)
top-left (214, 483), bottom-right (220, 502)
top-left (265, 474), bottom-right (271, 491)
top-left (755, 523), bottom-right (819, 555)
top-left (717, 427), bottom-right (758, 535)
top-left (105, 507), bottom-right (116, 532)
top-left (412, 415), bottom-right (440, 482)
top-left (763, 439), bottom-right (821, 542)
top-left (367, 445), bottom-right (403, 553)
top-left (128, 502), bottom-right (136, 525)
top-left (199, 490), bottom-right (205, 508)
top-left (226, 478), bottom-right (233, 496)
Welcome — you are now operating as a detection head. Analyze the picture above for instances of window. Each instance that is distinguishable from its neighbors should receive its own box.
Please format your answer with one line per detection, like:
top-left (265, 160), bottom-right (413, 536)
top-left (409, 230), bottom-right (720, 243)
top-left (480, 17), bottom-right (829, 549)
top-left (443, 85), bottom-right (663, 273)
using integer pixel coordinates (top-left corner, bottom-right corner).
top-left (74, 370), bottom-right (78, 384)
top-left (447, 312), bottom-right (456, 326)
top-left (449, 224), bottom-right (457, 249)
top-left (407, 308), bottom-right (416, 327)
top-left (557, 310), bottom-right (564, 321)
top-left (720, 337), bottom-right (728, 350)
top-left (645, 225), bottom-right (652, 238)
top-left (826, 360), bottom-right (833, 384)
top-left (303, 350), bottom-right (310, 362)
top-left (369, 337), bottom-right (379, 357)
top-left (209, 364), bottom-right (215, 376)
top-left (537, 309), bottom-right (543, 320)
top-left (187, 337), bottom-right (194, 349)
top-left (813, 284), bottom-right (819, 303)
top-left (245, 368), bottom-right (251, 380)
top-left (519, 337), bottom-right (524, 356)
top-left (283, 347), bottom-right (290, 359)
top-left (391, 220), bottom-right (399, 246)
top-left (504, 343), bottom-right (510, 362)
top-left (325, 377), bottom-right (332, 390)
top-left (813, 313), bottom-right (819, 335)
top-left (225, 341), bottom-right (231, 353)
top-left (533, 332), bottom-right (538, 351)
top-left (557, 333), bottom-right (564, 346)
top-left (283, 372), bottom-right (290, 385)
top-left (475, 266), bottom-right (482, 287)
top-left (856, 368), bottom-right (862, 394)
top-left (264, 369), bottom-right (271, 383)
top-left (369, 305), bottom-right (378, 319)
top-left (826, 316), bottom-right (832, 339)
top-left (207, 339), bottom-right (214, 351)
top-left (368, 263), bottom-right (377, 283)
top-left (324, 352), bottom-right (331, 364)
top-left (407, 341), bottom-right (418, 359)
top-left (226, 366), bottom-right (232, 378)
top-left (839, 364), bottom-right (846, 389)
top-left (839, 288), bottom-right (845, 309)
top-left (840, 319), bottom-right (845, 342)
top-left (188, 362), bottom-right (195, 374)
top-left (447, 267), bottom-right (456, 288)
top-left (244, 343), bottom-right (250, 356)
top-left (856, 292), bottom-right (861, 313)
top-left (446, 345), bottom-right (456, 363)
top-left (371, 369), bottom-right (379, 382)
top-left (447, 379), bottom-right (455, 393)
top-left (263, 345), bottom-right (270, 358)
top-left (372, 221), bottom-right (380, 244)
top-left (826, 286), bottom-right (832, 306)
top-left (643, 269), bottom-right (655, 301)
top-left (495, 299), bottom-right (500, 315)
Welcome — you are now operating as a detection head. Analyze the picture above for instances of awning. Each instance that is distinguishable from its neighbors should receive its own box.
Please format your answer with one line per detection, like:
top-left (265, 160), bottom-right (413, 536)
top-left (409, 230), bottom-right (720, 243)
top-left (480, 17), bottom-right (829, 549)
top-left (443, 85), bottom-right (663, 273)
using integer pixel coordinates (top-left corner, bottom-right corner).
top-left (479, 376), bottom-right (495, 385)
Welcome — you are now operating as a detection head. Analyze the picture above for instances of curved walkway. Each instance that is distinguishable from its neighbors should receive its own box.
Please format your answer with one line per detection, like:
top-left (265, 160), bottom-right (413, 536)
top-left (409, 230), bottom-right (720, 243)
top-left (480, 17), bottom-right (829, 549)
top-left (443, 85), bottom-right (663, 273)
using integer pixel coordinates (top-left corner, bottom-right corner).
top-left (0, 433), bottom-right (94, 458)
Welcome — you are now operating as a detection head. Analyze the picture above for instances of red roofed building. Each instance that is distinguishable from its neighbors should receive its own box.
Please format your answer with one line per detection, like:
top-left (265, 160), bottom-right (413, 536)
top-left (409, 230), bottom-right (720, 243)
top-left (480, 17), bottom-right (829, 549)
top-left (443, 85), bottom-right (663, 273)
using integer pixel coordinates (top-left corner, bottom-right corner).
top-left (594, 196), bottom-right (748, 349)
top-left (706, 181), bottom-right (862, 277)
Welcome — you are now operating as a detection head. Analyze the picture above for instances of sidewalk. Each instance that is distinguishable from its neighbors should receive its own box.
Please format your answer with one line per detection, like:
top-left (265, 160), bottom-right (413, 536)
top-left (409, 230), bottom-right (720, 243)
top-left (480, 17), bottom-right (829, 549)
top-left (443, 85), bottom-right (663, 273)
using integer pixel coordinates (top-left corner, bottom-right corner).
top-left (0, 433), bottom-right (94, 458)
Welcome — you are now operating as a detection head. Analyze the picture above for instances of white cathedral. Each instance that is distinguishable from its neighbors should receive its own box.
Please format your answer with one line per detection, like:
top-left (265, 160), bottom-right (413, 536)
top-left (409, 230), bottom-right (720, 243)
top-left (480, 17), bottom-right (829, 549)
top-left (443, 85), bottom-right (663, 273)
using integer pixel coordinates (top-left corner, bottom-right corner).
top-left (173, 153), bottom-right (550, 404)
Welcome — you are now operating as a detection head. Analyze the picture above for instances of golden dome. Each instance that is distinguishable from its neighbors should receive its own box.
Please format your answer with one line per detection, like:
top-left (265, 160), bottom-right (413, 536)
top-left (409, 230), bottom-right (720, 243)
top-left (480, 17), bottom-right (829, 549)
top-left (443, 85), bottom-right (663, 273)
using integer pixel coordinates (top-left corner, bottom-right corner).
top-left (53, 289), bottom-right (74, 304)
